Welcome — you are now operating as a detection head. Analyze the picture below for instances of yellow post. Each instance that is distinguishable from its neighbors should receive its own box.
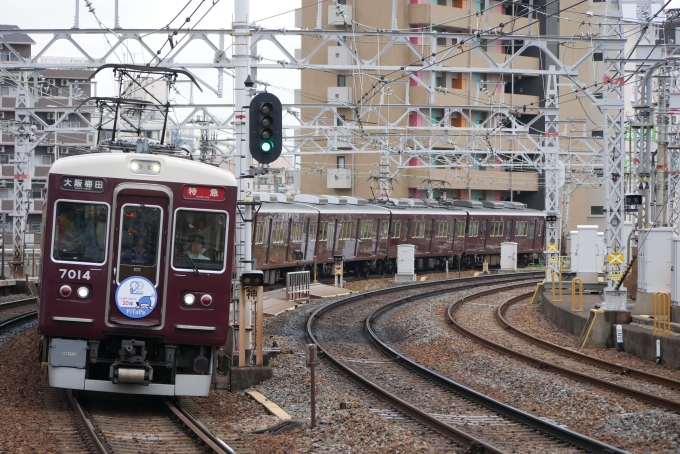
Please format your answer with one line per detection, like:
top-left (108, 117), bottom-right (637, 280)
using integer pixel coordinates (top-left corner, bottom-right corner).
top-left (571, 277), bottom-right (583, 311)
top-left (255, 286), bottom-right (264, 367)
top-left (557, 268), bottom-right (563, 302)
top-left (654, 292), bottom-right (671, 335)
top-left (239, 286), bottom-right (246, 368)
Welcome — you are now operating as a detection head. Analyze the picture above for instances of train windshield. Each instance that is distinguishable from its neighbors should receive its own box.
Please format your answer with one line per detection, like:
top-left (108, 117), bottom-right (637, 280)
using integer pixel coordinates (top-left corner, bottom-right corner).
top-left (52, 201), bottom-right (108, 264)
top-left (172, 209), bottom-right (228, 272)
top-left (117, 204), bottom-right (162, 284)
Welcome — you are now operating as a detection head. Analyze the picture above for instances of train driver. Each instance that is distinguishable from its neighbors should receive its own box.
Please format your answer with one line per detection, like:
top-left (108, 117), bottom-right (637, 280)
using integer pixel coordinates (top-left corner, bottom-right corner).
top-left (186, 234), bottom-right (209, 260)
top-left (121, 235), bottom-right (154, 266)
top-left (57, 206), bottom-right (78, 251)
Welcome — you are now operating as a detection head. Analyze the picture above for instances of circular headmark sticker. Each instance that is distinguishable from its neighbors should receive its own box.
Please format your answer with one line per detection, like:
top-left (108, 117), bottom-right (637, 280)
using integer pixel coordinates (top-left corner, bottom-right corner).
top-left (115, 276), bottom-right (158, 319)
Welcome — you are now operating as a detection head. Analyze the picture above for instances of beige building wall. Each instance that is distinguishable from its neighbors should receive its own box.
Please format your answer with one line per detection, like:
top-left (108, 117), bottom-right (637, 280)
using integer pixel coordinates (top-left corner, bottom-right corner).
top-left (297, 0), bottom-right (603, 235)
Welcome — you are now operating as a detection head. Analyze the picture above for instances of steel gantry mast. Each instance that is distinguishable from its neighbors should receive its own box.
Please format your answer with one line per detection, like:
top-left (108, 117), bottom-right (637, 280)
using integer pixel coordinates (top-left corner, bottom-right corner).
top-left (543, 68), bottom-right (561, 262)
top-left (600, 0), bottom-right (628, 310)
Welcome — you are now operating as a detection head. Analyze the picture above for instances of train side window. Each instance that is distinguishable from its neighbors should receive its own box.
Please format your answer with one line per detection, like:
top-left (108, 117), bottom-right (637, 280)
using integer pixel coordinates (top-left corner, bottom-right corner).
top-left (380, 220), bottom-right (389, 239)
top-left (456, 220), bottom-right (466, 237)
top-left (529, 221), bottom-right (535, 238)
top-left (435, 220), bottom-right (447, 238)
top-left (271, 222), bottom-right (285, 243)
top-left (52, 201), bottom-right (109, 264)
top-left (318, 222), bottom-right (328, 241)
top-left (392, 220), bottom-right (401, 239)
top-left (328, 222), bottom-right (336, 245)
top-left (309, 221), bottom-right (318, 241)
top-left (255, 222), bottom-right (265, 244)
top-left (352, 220), bottom-right (358, 239)
top-left (480, 221), bottom-right (487, 238)
top-left (425, 220), bottom-right (433, 240)
top-left (468, 221), bottom-right (479, 237)
top-left (172, 209), bottom-right (228, 273)
top-left (402, 221), bottom-right (409, 241)
top-left (506, 221), bottom-right (512, 238)
top-left (490, 221), bottom-right (497, 237)
top-left (291, 222), bottom-right (304, 243)
top-left (537, 221), bottom-right (543, 236)
top-left (360, 220), bottom-right (373, 239)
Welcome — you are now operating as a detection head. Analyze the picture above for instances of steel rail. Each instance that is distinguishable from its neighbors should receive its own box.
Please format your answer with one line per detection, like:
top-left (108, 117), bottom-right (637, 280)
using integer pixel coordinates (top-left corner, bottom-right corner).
top-left (70, 393), bottom-right (110, 454)
top-left (307, 272), bottom-right (544, 454)
top-left (0, 310), bottom-right (37, 331)
top-left (368, 282), bottom-right (625, 454)
top-left (165, 398), bottom-right (236, 454)
top-left (497, 296), bottom-right (680, 391)
top-left (0, 296), bottom-right (38, 308)
top-left (448, 291), bottom-right (680, 413)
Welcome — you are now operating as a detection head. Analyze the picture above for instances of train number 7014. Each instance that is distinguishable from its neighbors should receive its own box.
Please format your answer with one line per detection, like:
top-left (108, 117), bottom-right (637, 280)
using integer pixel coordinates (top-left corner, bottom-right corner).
top-left (59, 269), bottom-right (91, 280)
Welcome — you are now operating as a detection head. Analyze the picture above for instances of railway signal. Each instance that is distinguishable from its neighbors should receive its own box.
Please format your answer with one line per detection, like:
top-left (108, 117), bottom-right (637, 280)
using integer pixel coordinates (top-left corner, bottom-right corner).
top-left (249, 92), bottom-right (282, 164)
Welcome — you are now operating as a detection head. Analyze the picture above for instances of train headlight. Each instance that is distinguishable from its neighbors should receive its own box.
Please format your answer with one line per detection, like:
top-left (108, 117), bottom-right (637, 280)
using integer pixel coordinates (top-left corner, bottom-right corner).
top-left (130, 161), bottom-right (143, 173)
top-left (76, 286), bottom-right (89, 299)
top-left (148, 163), bottom-right (161, 175)
top-left (130, 160), bottom-right (161, 175)
top-left (200, 294), bottom-right (213, 306)
top-left (183, 294), bottom-right (196, 306)
top-left (59, 285), bottom-right (72, 298)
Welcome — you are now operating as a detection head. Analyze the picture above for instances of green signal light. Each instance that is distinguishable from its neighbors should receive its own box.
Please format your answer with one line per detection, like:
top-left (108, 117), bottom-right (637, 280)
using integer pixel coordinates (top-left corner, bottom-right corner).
top-left (260, 141), bottom-right (274, 152)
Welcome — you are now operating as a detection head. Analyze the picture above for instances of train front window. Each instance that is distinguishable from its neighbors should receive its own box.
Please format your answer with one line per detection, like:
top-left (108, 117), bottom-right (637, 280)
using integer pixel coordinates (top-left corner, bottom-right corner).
top-left (53, 201), bottom-right (108, 264)
top-left (117, 204), bottom-right (162, 284)
top-left (173, 209), bottom-right (228, 272)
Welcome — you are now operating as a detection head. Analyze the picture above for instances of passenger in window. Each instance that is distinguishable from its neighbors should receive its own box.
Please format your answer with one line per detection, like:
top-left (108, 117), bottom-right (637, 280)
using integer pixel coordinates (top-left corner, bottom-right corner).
top-left (57, 206), bottom-right (79, 251)
top-left (186, 235), bottom-right (209, 260)
top-left (122, 235), bottom-right (154, 266)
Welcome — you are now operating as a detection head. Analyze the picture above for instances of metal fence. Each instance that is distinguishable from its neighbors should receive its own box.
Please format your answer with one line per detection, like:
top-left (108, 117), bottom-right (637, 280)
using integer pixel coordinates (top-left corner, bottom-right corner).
top-left (286, 270), bottom-right (310, 302)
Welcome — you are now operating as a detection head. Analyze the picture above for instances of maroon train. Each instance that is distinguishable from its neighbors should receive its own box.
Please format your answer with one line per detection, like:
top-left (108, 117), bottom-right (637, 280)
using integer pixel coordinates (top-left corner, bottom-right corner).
top-left (38, 152), bottom-right (237, 396)
top-left (252, 194), bottom-right (545, 283)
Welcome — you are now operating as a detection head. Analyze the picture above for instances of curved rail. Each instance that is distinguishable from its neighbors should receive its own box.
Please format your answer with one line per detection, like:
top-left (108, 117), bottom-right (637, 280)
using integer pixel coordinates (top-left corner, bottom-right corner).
top-left (307, 272), bottom-right (611, 453)
top-left (0, 296), bottom-right (38, 308)
top-left (448, 291), bottom-right (680, 413)
top-left (0, 310), bottom-right (37, 331)
top-left (366, 282), bottom-right (625, 454)
top-left (497, 296), bottom-right (680, 391)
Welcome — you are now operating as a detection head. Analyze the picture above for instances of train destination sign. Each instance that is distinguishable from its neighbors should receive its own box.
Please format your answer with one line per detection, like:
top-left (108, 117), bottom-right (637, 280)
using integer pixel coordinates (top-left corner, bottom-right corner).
top-left (60, 176), bottom-right (105, 192)
top-left (183, 185), bottom-right (226, 201)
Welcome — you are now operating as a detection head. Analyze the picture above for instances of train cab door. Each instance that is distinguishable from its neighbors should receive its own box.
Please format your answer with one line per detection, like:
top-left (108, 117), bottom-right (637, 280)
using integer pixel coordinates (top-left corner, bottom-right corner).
top-left (107, 188), bottom-right (170, 327)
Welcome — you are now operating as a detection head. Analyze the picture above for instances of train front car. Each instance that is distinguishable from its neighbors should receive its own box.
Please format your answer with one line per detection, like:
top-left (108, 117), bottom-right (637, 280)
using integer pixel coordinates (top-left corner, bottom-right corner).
top-left (38, 153), bottom-right (237, 396)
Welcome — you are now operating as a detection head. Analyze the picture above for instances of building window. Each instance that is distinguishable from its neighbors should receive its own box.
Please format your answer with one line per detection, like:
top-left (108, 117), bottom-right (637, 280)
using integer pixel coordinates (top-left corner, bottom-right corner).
top-left (31, 222), bottom-right (41, 233)
top-left (337, 74), bottom-right (346, 87)
top-left (0, 155), bottom-right (9, 164)
top-left (337, 115), bottom-right (345, 126)
top-left (337, 0), bottom-right (346, 4)
top-left (590, 206), bottom-right (603, 215)
top-left (0, 86), bottom-right (9, 96)
top-left (337, 156), bottom-right (345, 169)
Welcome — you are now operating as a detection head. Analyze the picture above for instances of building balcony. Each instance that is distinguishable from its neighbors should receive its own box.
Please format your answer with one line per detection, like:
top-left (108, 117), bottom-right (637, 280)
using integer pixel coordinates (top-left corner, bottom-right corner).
top-left (409, 4), bottom-right (471, 28)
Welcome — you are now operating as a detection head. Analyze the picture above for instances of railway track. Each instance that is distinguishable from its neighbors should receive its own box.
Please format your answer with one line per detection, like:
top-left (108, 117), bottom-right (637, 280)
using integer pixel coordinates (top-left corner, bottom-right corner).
top-left (70, 392), bottom-right (235, 454)
top-left (479, 293), bottom-right (680, 409)
top-left (307, 273), bottom-right (624, 453)
top-left (0, 296), bottom-right (38, 330)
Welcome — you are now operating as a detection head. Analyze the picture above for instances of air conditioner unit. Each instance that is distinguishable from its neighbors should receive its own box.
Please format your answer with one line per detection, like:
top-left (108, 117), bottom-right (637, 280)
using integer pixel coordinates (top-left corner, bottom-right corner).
top-left (46, 113), bottom-right (55, 120)
top-left (0, 146), bottom-right (5, 153)
top-left (0, 112), bottom-right (4, 119)
top-left (47, 79), bottom-right (56, 86)
top-left (60, 79), bottom-right (69, 86)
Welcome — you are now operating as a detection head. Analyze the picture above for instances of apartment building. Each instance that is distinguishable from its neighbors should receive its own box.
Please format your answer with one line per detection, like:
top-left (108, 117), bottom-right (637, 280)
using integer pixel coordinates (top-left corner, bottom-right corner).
top-left (295, 0), bottom-right (614, 234)
top-left (0, 25), bottom-right (95, 246)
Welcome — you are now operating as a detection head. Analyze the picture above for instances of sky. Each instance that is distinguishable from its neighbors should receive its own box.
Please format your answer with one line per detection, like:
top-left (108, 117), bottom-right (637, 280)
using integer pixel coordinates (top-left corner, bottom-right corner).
top-left (0, 0), bottom-right (302, 109)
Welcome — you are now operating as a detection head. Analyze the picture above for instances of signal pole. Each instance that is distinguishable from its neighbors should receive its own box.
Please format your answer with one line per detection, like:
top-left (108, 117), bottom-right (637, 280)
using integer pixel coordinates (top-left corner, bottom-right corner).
top-left (233, 0), bottom-right (254, 364)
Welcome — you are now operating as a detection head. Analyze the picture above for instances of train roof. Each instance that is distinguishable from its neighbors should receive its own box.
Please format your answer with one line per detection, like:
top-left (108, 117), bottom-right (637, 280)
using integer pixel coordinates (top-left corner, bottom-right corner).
top-left (258, 201), bottom-right (319, 214)
top-left (48, 152), bottom-right (237, 187)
